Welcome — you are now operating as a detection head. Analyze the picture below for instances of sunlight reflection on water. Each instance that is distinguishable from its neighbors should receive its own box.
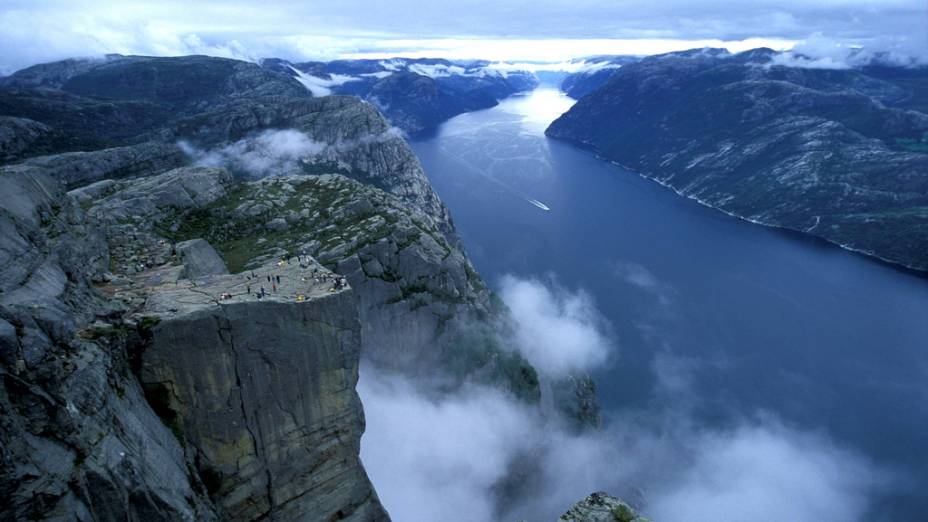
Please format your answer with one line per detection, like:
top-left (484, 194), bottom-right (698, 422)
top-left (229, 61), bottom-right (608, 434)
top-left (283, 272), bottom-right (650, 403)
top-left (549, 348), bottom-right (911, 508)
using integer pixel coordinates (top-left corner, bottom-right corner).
top-left (498, 88), bottom-right (577, 134)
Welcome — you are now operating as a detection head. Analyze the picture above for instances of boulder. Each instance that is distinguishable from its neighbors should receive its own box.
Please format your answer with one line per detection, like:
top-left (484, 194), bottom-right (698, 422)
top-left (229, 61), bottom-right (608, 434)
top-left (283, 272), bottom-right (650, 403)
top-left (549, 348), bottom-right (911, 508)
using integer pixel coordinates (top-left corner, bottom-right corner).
top-left (559, 492), bottom-right (651, 522)
top-left (176, 238), bottom-right (229, 279)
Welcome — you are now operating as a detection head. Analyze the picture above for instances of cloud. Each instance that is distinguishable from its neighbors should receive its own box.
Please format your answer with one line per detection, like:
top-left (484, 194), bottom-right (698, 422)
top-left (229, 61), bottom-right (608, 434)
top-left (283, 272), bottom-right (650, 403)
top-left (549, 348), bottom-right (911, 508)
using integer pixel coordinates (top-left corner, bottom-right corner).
top-left (614, 261), bottom-right (675, 306)
top-left (179, 129), bottom-right (326, 178)
top-left (499, 275), bottom-right (612, 376)
top-left (487, 59), bottom-right (624, 73)
top-left (359, 371), bottom-right (538, 522)
top-left (359, 365), bottom-right (889, 522)
top-left (286, 65), bottom-right (361, 96)
top-left (179, 127), bottom-right (407, 180)
top-left (768, 32), bottom-right (928, 69)
top-left (359, 275), bottom-right (891, 522)
top-left (1, 1), bottom-right (925, 73)
top-left (646, 421), bottom-right (882, 522)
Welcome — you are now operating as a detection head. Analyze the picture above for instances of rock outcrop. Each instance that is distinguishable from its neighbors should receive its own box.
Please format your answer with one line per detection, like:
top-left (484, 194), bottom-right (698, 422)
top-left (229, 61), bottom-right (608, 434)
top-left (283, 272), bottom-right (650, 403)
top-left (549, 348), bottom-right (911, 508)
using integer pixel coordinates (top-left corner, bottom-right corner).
top-left (559, 492), bottom-right (651, 522)
top-left (146, 172), bottom-right (543, 402)
top-left (0, 158), bottom-right (388, 521)
top-left (20, 141), bottom-right (187, 189)
top-left (0, 116), bottom-right (53, 162)
top-left (136, 262), bottom-right (386, 521)
top-left (547, 47), bottom-right (928, 270)
top-left (0, 165), bottom-right (217, 521)
top-left (175, 239), bottom-right (228, 278)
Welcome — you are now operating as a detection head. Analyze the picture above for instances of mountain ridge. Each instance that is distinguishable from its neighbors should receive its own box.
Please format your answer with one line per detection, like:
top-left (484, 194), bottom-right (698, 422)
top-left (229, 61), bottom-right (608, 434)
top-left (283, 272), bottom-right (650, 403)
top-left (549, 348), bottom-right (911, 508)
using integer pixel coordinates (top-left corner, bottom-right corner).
top-left (547, 47), bottom-right (928, 271)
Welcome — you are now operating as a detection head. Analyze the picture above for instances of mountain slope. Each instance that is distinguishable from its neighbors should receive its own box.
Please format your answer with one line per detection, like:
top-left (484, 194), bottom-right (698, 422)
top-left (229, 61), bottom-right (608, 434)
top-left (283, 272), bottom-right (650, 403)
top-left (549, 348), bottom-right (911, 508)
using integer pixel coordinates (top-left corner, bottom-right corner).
top-left (560, 56), bottom-right (639, 99)
top-left (547, 48), bottom-right (928, 270)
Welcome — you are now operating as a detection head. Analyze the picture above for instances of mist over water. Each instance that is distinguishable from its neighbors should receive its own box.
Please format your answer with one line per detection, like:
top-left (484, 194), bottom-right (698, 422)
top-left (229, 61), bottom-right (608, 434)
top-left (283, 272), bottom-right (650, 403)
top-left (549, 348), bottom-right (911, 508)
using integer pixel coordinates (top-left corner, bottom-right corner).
top-left (355, 88), bottom-right (928, 521)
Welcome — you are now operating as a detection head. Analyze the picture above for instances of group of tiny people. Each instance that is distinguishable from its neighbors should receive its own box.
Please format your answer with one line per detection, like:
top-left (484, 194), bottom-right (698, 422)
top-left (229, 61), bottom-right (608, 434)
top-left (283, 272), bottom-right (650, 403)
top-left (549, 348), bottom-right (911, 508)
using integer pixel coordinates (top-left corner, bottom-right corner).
top-left (218, 253), bottom-right (348, 301)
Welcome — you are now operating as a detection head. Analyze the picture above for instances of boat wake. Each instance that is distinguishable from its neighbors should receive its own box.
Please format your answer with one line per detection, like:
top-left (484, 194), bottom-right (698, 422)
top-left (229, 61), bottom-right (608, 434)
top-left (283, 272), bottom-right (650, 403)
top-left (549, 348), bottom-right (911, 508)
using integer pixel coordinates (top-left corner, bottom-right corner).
top-left (528, 198), bottom-right (551, 211)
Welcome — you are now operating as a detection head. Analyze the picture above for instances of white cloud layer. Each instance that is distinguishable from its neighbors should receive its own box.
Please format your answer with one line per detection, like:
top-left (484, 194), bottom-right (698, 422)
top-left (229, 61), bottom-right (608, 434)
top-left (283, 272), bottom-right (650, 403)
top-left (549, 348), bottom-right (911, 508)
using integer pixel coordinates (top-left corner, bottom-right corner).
top-left (1, 1), bottom-right (925, 73)
top-left (287, 65), bottom-right (361, 96)
top-left (359, 275), bottom-right (891, 521)
top-left (769, 32), bottom-right (928, 69)
top-left (179, 129), bottom-right (326, 178)
top-left (499, 275), bottom-right (612, 376)
top-left (359, 360), bottom-right (889, 522)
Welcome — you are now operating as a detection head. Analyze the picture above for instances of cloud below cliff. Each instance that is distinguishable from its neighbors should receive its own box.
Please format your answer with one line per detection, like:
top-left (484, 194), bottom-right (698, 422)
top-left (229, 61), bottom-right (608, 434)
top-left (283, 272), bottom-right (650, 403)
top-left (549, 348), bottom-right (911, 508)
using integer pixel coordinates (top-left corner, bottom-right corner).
top-left (360, 367), bottom-right (887, 522)
top-left (359, 275), bottom-right (890, 522)
top-left (499, 275), bottom-right (612, 376)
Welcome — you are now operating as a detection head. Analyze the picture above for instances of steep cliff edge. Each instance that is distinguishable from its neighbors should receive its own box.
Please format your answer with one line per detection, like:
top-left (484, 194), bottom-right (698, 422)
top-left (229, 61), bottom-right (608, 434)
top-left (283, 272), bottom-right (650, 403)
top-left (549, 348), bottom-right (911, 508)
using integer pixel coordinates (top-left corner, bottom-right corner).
top-left (547, 48), bottom-right (928, 270)
top-left (108, 169), bottom-right (544, 403)
top-left (136, 264), bottom-right (386, 521)
top-left (1, 162), bottom-right (387, 521)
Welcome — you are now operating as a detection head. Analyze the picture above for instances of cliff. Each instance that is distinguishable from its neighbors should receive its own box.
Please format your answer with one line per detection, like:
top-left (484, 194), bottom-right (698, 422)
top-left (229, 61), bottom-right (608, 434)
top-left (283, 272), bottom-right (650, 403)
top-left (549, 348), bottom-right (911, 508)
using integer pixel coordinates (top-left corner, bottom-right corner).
top-left (0, 54), bottom-right (599, 521)
top-left (0, 160), bottom-right (388, 520)
top-left (147, 172), bottom-right (543, 401)
top-left (136, 262), bottom-right (386, 521)
top-left (0, 165), bottom-right (218, 520)
top-left (547, 48), bottom-right (928, 271)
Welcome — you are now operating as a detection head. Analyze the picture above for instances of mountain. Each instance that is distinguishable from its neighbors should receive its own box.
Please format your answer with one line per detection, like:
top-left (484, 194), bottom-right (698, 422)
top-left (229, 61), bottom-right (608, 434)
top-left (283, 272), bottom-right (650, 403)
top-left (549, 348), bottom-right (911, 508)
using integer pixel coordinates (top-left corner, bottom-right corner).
top-left (0, 54), bottom-right (308, 160)
top-left (560, 56), bottom-right (640, 99)
top-left (263, 57), bottom-right (538, 134)
top-left (0, 55), bottom-right (596, 520)
top-left (547, 48), bottom-right (928, 271)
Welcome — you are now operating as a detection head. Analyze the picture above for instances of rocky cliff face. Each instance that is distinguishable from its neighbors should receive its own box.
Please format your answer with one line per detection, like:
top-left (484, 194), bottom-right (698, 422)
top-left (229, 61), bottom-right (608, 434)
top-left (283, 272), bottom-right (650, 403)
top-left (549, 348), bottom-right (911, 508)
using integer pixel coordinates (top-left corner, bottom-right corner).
top-left (148, 172), bottom-right (542, 402)
top-left (137, 264), bottom-right (386, 521)
top-left (547, 48), bottom-right (928, 270)
top-left (0, 165), bottom-right (218, 521)
top-left (0, 157), bottom-right (390, 520)
top-left (1, 54), bottom-right (599, 521)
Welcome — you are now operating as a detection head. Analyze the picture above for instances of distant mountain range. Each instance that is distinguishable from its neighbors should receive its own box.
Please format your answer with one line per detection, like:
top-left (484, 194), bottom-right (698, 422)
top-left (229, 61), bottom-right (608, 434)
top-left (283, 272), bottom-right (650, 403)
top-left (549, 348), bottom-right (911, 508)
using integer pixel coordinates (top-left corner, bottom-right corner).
top-left (559, 55), bottom-right (639, 98)
top-left (262, 57), bottom-right (537, 134)
top-left (548, 47), bottom-right (928, 271)
top-left (0, 54), bottom-right (537, 157)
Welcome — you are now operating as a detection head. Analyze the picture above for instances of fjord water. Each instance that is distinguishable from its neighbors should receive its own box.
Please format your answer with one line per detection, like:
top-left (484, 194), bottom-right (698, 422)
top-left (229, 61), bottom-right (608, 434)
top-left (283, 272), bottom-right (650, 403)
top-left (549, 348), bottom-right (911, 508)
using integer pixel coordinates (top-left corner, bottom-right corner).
top-left (411, 88), bottom-right (928, 519)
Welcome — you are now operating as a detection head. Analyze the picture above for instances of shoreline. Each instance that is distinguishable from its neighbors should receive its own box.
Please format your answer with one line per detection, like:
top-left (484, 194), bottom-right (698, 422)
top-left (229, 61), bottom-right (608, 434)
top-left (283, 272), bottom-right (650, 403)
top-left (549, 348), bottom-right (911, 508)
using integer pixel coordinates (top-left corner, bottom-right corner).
top-left (546, 133), bottom-right (928, 278)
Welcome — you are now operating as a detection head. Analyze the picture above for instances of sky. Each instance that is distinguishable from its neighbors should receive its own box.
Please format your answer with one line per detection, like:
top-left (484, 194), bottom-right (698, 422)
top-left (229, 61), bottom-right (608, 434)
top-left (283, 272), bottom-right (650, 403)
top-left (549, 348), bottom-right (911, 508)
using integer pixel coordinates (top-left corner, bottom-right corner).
top-left (0, 0), bottom-right (926, 73)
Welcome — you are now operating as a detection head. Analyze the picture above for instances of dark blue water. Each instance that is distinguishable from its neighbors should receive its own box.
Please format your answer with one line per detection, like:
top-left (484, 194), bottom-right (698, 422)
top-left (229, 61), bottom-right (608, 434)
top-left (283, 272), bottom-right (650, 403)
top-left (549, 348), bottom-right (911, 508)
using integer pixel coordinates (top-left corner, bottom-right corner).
top-left (410, 89), bottom-right (928, 519)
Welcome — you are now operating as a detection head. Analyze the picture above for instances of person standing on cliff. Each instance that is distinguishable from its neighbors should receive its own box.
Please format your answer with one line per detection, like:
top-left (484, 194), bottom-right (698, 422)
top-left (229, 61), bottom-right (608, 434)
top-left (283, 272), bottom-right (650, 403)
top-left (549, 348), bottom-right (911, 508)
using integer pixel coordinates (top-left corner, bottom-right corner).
top-left (247, 285), bottom-right (251, 295)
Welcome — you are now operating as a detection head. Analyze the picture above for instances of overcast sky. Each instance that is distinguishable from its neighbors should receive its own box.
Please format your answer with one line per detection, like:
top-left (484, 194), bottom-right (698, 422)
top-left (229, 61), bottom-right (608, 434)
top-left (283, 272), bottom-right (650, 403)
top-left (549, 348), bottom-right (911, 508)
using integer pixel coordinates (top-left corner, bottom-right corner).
top-left (0, 0), bottom-right (926, 73)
